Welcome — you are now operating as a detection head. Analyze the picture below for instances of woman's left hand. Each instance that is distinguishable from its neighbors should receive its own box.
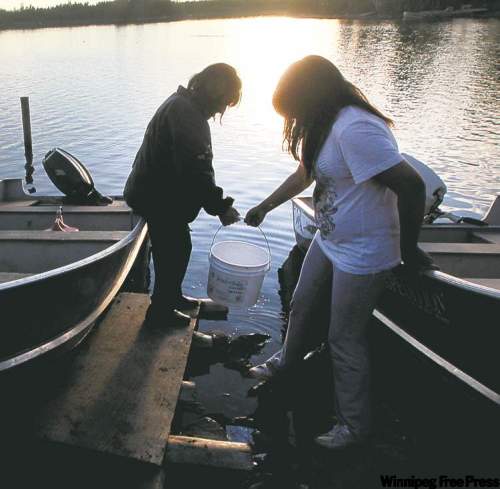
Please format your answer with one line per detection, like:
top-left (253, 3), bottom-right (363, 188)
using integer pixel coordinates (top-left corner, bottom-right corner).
top-left (403, 246), bottom-right (439, 274)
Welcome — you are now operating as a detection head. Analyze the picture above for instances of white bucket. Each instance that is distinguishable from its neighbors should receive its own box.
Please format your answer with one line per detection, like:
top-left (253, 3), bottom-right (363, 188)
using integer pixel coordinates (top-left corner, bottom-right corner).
top-left (208, 240), bottom-right (270, 308)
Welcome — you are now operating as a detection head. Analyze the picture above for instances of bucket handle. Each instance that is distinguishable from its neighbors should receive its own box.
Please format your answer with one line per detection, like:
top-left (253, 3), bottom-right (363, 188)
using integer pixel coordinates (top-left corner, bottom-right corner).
top-left (210, 223), bottom-right (271, 271)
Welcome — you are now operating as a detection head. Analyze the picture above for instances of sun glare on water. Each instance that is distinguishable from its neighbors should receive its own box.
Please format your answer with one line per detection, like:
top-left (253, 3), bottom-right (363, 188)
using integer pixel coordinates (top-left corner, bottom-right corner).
top-left (214, 17), bottom-right (342, 121)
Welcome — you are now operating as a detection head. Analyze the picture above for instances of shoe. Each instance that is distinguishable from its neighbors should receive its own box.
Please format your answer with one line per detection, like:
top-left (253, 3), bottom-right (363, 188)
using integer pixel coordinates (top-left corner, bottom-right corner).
top-left (176, 295), bottom-right (199, 309)
top-left (176, 296), bottom-right (200, 316)
top-left (166, 310), bottom-right (191, 327)
top-left (192, 331), bottom-right (214, 348)
top-left (144, 307), bottom-right (191, 328)
top-left (247, 363), bottom-right (276, 381)
top-left (314, 424), bottom-right (361, 450)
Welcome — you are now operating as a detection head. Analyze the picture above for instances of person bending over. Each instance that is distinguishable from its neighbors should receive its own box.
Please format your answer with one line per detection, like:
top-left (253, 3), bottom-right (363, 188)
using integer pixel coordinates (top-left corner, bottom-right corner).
top-left (125, 63), bottom-right (241, 327)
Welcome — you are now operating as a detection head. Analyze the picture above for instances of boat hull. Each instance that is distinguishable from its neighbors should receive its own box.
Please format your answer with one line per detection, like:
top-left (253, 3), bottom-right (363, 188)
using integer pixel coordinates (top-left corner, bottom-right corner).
top-left (0, 219), bottom-right (148, 373)
top-left (369, 310), bottom-right (500, 467)
top-left (403, 7), bottom-right (488, 20)
top-left (377, 270), bottom-right (500, 396)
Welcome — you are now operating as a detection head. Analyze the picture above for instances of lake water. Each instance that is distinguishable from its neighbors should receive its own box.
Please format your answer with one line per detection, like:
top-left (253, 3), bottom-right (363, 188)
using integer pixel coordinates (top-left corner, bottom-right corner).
top-left (1, 16), bottom-right (499, 417)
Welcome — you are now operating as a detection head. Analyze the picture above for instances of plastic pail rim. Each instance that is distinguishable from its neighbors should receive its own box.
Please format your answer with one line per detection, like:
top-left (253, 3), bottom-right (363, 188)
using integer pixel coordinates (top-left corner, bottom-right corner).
top-left (210, 240), bottom-right (270, 271)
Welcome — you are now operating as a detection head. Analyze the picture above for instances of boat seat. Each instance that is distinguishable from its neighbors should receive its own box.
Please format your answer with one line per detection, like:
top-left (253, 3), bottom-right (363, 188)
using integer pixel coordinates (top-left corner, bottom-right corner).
top-left (0, 200), bottom-right (139, 232)
top-left (0, 230), bottom-right (130, 241)
top-left (470, 231), bottom-right (500, 245)
top-left (420, 242), bottom-right (500, 255)
top-left (420, 242), bottom-right (500, 278)
top-left (0, 272), bottom-right (32, 284)
top-left (0, 231), bottom-right (132, 274)
top-left (467, 278), bottom-right (500, 291)
top-left (0, 200), bottom-right (130, 212)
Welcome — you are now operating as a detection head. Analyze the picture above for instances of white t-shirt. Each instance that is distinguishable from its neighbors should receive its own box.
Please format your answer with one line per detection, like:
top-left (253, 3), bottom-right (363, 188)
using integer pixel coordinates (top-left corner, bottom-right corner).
top-left (313, 105), bottom-right (402, 274)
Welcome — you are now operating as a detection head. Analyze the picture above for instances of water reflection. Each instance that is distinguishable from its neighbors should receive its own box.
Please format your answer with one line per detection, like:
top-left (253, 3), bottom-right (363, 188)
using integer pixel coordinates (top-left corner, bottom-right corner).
top-left (0, 17), bottom-right (499, 415)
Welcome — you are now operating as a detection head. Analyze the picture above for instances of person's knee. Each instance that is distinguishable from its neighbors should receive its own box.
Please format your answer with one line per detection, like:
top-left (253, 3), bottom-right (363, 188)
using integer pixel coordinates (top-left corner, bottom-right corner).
top-left (329, 337), bottom-right (369, 367)
top-left (289, 293), bottom-right (311, 320)
top-left (290, 275), bottom-right (317, 309)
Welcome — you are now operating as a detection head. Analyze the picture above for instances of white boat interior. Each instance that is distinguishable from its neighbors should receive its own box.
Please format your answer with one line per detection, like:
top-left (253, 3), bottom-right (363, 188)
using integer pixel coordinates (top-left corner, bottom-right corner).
top-left (419, 227), bottom-right (500, 284)
top-left (0, 179), bottom-right (138, 284)
top-left (293, 196), bottom-right (500, 291)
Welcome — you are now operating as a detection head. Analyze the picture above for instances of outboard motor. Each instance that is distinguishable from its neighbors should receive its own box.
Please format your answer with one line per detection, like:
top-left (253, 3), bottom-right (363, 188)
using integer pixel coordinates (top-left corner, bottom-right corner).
top-left (403, 153), bottom-right (486, 227)
top-left (402, 153), bottom-right (447, 223)
top-left (42, 148), bottom-right (113, 205)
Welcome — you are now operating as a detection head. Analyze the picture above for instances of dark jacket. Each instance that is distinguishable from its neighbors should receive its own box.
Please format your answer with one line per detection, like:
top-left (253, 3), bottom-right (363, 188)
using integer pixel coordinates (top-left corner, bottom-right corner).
top-left (124, 86), bottom-right (233, 222)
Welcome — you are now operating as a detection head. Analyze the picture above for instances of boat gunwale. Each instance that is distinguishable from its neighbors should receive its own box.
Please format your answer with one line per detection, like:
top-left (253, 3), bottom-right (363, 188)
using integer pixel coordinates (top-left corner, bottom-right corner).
top-left (291, 196), bottom-right (500, 300)
top-left (0, 217), bottom-right (146, 291)
top-left (427, 270), bottom-right (500, 300)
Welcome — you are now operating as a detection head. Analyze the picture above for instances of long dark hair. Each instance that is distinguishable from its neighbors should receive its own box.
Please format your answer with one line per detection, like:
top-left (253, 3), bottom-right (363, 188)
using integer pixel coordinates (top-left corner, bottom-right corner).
top-left (188, 63), bottom-right (242, 118)
top-left (272, 55), bottom-right (393, 175)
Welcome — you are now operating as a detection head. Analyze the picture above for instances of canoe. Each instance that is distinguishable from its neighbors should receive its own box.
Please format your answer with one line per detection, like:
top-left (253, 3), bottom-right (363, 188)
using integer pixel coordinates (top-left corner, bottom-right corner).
top-left (0, 177), bottom-right (149, 374)
top-left (291, 194), bottom-right (500, 415)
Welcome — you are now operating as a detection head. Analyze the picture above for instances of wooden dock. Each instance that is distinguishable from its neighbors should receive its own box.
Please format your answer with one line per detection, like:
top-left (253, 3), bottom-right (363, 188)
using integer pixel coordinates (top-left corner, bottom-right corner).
top-left (4, 293), bottom-right (252, 488)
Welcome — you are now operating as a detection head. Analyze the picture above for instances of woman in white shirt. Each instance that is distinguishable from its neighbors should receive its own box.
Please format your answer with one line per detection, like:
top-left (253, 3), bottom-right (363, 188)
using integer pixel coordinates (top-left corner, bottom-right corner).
top-left (245, 55), bottom-right (435, 450)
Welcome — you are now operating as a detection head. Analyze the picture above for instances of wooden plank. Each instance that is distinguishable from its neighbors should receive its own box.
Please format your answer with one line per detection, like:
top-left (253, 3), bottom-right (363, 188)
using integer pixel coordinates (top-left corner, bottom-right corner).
top-left (24, 441), bottom-right (166, 489)
top-left (165, 435), bottom-right (253, 471)
top-left (37, 293), bottom-right (199, 466)
top-left (420, 242), bottom-right (500, 255)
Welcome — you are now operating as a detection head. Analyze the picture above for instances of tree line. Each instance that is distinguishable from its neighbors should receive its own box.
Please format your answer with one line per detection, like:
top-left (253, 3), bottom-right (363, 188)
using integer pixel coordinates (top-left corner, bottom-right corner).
top-left (0, 0), bottom-right (492, 30)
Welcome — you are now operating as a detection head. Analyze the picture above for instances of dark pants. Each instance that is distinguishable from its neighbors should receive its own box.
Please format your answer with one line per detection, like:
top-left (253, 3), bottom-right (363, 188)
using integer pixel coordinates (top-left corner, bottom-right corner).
top-left (146, 214), bottom-right (192, 317)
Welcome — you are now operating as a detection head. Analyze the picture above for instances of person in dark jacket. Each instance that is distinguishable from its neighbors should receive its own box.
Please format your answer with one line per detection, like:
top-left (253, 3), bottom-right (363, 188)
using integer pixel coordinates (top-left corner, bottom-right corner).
top-left (124, 63), bottom-right (241, 327)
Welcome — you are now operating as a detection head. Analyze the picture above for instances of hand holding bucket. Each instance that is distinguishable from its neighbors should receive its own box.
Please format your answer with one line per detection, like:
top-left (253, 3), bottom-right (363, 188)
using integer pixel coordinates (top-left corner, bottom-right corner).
top-left (207, 223), bottom-right (271, 309)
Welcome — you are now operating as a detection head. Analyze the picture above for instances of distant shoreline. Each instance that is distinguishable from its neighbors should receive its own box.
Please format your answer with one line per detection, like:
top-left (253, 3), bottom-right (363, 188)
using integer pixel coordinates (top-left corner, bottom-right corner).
top-left (1, 7), bottom-right (497, 33)
top-left (0, 12), bottom-right (378, 33)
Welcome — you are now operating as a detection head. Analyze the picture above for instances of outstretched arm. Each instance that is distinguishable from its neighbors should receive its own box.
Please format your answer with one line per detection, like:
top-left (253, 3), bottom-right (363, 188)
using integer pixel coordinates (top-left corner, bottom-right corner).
top-left (245, 162), bottom-right (313, 227)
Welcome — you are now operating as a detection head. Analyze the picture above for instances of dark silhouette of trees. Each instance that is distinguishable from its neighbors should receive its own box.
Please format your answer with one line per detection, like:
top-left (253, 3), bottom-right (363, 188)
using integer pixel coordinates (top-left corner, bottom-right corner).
top-left (0, 0), bottom-right (493, 30)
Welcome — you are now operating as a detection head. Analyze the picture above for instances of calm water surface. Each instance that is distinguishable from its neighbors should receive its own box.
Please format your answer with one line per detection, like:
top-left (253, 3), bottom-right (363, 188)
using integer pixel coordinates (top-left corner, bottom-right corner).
top-left (1, 17), bottom-right (499, 416)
